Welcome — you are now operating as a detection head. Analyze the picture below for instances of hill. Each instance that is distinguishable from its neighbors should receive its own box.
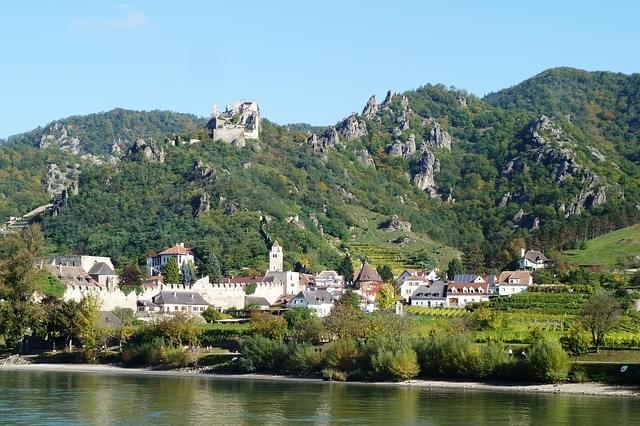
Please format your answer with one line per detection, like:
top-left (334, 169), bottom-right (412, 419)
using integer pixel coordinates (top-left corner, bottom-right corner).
top-left (2, 67), bottom-right (640, 273)
top-left (563, 224), bottom-right (640, 268)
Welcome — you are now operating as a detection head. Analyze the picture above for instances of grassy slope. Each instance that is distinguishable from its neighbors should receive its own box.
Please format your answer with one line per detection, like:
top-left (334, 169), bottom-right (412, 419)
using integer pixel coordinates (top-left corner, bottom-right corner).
top-left (563, 224), bottom-right (640, 267)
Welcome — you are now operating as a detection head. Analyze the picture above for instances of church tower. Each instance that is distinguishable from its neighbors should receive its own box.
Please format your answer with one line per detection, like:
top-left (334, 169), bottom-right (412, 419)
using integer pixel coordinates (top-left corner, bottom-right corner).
top-left (269, 241), bottom-right (283, 272)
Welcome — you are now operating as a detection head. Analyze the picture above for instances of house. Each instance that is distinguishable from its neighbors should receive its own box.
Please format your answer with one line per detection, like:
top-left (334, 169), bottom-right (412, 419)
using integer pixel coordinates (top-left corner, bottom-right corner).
top-left (245, 296), bottom-right (272, 311)
top-left (45, 264), bottom-right (102, 294)
top-left (314, 270), bottom-right (345, 291)
top-left (398, 270), bottom-right (439, 302)
top-left (288, 290), bottom-right (336, 317)
top-left (149, 290), bottom-right (209, 315)
top-left (353, 261), bottom-right (384, 295)
top-left (137, 300), bottom-right (160, 314)
top-left (497, 271), bottom-right (532, 296)
top-left (88, 262), bottom-right (118, 288)
top-left (410, 280), bottom-right (448, 307)
top-left (453, 274), bottom-right (487, 284)
top-left (396, 269), bottom-right (439, 286)
top-left (447, 280), bottom-right (490, 307)
top-left (146, 243), bottom-right (195, 277)
top-left (518, 249), bottom-right (550, 271)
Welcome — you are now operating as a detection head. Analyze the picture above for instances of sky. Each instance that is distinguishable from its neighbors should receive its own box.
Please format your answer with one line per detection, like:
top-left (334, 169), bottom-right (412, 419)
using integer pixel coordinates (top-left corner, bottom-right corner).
top-left (1, 0), bottom-right (639, 138)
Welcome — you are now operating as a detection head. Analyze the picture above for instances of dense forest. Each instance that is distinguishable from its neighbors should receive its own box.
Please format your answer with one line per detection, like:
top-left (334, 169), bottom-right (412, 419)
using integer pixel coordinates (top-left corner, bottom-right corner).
top-left (1, 67), bottom-right (639, 273)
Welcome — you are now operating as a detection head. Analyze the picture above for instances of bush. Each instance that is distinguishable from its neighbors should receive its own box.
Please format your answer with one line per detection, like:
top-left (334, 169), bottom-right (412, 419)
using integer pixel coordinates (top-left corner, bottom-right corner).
top-left (122, 337), bottom-right (167, 366)
top-left (202, 307), bottom-right (230, 323)
top-left (527, 339), bottom-right (571, 383)
top-left (322, 338), bottom-right (361, 372)
top-left (165, 348), bottom-right (191, 368)
top-left (239, 335), bottom-right (287, 373)
top-left (376, 346), bottom-right (420, 381)
top-left (287, 344), bottom-right (323, 375)
top-left (321, 369), bottom-right (347, 381)
top-left (560, 328), bottom-right (590, 357)
top-left (479, 340), bottom-right (510, 378)
top-left (250, 312), bottom-right (288, 341)
top-left (415, 333), bottom-right (482, 379)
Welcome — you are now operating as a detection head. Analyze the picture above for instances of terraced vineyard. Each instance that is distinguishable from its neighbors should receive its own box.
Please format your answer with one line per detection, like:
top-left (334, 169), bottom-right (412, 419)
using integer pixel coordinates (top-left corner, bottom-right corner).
top-left (406, 306), bottom-right (469, 318)
top-left (489, 293), bottom-right (588, 315)
top-left (348, 243), bottom-right (417, 272)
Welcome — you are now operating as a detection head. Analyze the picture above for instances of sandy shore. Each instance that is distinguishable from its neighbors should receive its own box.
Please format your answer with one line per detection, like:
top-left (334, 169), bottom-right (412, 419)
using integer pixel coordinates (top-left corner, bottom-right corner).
top-left (2, 363), bottom-right (639, 398)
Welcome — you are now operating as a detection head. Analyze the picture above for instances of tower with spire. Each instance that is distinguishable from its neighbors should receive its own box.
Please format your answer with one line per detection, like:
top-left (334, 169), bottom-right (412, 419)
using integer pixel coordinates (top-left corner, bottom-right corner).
top-left (269, 241), bottom-right (283, 272)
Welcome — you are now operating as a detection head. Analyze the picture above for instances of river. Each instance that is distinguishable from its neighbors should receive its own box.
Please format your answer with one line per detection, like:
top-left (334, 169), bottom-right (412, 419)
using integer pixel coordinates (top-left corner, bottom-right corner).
top-left (0, 369), bottom-right (638, 425)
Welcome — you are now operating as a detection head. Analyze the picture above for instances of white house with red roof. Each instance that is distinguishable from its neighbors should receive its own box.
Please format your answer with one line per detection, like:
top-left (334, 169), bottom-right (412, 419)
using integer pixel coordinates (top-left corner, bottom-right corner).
top-left (447, 274), bottom-right (490, 307)
top-left (397, 269), bottom-right (440, 302)
top-left (146, 243), bottom-right (195, 276)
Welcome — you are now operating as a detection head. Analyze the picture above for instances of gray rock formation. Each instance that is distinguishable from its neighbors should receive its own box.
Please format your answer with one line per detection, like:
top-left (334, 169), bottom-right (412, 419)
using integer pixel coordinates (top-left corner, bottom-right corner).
top-left (46, 163), bottom-right (80, 197)
top-left (521, 115), bottom-right (564, 147)
top-left (127, 138), bottom-right (165, 162)
top-left (361, 95), bottom-right (379, 118)
top-left (193, 159), bottom-right (215, 181)
top-left (457, 94), bottom-right (467, 107)
top-left (379, 215), bottom-right (412, 232)
top-left (411, 150), bottom-right (440, 198)
top-left (192, 193), bottom-right (210, 218)
top-left (382, 90), bottom-right (396, 106)
top-left (38, 123), bottom-right (82, 155)
top-left (308, 127), bottom-right (340, 157)
top-left (386, 134), bottom-right (416, 158)
top-left (588, 145), bottom-right (606, 162)
top-left (338, 114), bottom-right (367, 140)
top-left (357, 149), bottom-right (375, 168)
top-left (425, 123), bottom-right (452, 151)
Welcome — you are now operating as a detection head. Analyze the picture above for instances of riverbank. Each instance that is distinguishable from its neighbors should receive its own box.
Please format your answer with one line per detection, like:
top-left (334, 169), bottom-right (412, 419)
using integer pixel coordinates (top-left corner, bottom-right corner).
top-left (1, 363), bottom-right (639, 398)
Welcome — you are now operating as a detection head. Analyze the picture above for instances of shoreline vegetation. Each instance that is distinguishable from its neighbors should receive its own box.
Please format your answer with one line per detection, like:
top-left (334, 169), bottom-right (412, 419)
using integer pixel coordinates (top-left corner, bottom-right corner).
top-left (1, 363), bottom-right (638, 398)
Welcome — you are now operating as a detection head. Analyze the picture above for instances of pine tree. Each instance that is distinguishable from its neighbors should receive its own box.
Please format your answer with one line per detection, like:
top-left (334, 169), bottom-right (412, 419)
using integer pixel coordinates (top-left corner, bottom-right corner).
top-left (447, 257), bottom-right (463, 280)
top-left (180, 261), bottom-right (196, 285)
top-left (337, 255), bottom-right (354, 286)
top-left (163, 257), bottom-right (180, 284)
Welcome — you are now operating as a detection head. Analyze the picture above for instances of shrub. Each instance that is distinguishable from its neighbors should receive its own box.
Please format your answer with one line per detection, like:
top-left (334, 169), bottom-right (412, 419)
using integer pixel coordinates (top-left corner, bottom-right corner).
top-left (165, 348), bottom-right (190, 368)
top-left (239, 335), bottom-right (287, 373)
top-left (322, 369), bottom-right (347, 381)
top-left (527, 339), bottom-right (571, 383)
top-left (479, 340), bottom-right (510, 378)
top-left (250, 312), bottom-right (288, 341)
top-left (559, 327), bottom-right (590, 357)
top-left (380, 346), bottom-right (420, 381)
top-left (323, 338), bottom-right (361, 372)
top-left (287, 344), bottom-right (323, 375)
top-left (415, 333), bottom-right (481, 379)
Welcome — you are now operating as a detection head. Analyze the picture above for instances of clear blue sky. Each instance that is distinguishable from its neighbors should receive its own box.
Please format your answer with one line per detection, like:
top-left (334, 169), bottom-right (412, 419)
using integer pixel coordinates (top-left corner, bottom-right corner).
top-left (1, 1), bottom-right (639, 138)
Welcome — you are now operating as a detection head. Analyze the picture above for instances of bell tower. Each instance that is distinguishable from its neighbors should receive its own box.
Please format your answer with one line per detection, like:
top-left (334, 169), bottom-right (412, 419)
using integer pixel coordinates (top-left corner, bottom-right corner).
top-left (269, 241), bottom-right (283, 272)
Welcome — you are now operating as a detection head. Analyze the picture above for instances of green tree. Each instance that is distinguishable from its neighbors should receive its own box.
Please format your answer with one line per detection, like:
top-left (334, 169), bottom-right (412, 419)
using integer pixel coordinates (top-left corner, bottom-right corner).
top-left (527, 339), bottom-right (571, 382)
top-left (74, 296), bottom-right (101, 361)
top-left (250, 312), bottom-right (288, 340)
top-left (375, 283), bottom-right (398, 311)
top-left (337, 255), bottom-right (354, 286)
top-left (447, 257), bottom-right (463, 280)
top-left (376, 265), bottom-right (394, 282)
top-left (119, 263), bottom-right (144, 295)
top-left (283, 307), bottom-right (313, 328)
top-left (463, 245), bottom-right (485, 273)
top-left (112, 307), bottom-right (136, 351)
top-left (198, 247), bottom-right (221, 281)
top-left (581, 292), bottom-right (621, 352)
top-left (180, 261), bottom-right (196, 285)
top-left (163, 257), bottom-right (180, 284)
top-left (0, 225), bottom-right (45, 349)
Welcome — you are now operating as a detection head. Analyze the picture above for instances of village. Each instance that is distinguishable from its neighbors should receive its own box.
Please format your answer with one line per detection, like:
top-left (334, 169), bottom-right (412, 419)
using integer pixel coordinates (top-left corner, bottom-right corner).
top-left (42, 241), bottom-right (548, 320)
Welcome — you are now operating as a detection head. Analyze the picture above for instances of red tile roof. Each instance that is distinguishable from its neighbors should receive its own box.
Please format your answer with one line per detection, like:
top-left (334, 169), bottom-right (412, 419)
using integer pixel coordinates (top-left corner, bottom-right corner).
top-left (159, 244), bottom-right (192, 255)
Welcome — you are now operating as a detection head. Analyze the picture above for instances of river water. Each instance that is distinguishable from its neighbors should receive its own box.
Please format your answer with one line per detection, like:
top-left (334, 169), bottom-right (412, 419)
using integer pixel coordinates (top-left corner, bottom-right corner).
top-left (0, 370), bottom-right (638, 425)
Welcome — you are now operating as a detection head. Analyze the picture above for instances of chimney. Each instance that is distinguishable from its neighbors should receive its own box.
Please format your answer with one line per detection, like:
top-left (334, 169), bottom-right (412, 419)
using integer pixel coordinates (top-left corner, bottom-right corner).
top-left (520, 248), bottom-right (526, 258)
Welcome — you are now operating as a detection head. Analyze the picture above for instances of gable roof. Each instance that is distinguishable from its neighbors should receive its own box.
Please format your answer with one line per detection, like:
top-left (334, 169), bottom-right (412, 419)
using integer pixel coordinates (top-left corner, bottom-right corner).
top-left (498, 271), bottom-right (532, 285)
top-left (245, 296), bottom-right (271, 307)
top-left (354, 261), bottom-right (383, 283)
top-left (412, 281), bottom-right (448, 299)
top-left (159, 243), bottom-right (192, 256)
top-left (523, 250), bottom-right (549, 263)
top-left (448, 281), bottom-right (489, 294)
top-left (44, 264), bottom-right (100, 288)
top-left (88, 262), bottom-right (116, 276)
top-left (152, 290), bottom-right (209, 306)
top-left (453, 274), bottom-right (485, 284)
top-left (291, 290), bottom-right (335, 306)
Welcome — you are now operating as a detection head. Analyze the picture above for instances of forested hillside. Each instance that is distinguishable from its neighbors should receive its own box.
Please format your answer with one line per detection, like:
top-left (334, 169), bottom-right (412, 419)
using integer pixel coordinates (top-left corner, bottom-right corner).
top-left (2, 67), bottom-right (640, 273)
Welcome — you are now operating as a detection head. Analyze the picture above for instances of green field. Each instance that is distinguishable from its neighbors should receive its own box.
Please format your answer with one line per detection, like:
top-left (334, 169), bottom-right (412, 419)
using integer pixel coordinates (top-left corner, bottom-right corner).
top-left (563, 224), bottom-right (640, 268)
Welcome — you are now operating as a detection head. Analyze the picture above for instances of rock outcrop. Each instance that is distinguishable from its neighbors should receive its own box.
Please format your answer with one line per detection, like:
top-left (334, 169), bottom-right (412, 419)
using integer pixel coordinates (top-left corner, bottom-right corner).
top-left (193, 160), bottom-right (215, 181)
top-left (338, 114), bottom-right (368, 140)
top-left (361, 95), bottom-right (378, 118)
top-left (386, 134), bottom-right (416, 158)
top-left (38, 123), bottom-right (82, 155)
top-left (127, 138), bottom-right (165, 162)
top-left (357, 149), bottom-right (375, 168)
top-left (379, 215), bottom-right (412, 232)
top-left (411, 150), bottom-right (440, 198)
top-left (192, 193), bottom-right (210, 218)
top-left (46, 163), bottom-right (80, 197)
top-left (308, 127), bottom-right (340, 157)
top-left (425, 123), bottom-right (452, 151)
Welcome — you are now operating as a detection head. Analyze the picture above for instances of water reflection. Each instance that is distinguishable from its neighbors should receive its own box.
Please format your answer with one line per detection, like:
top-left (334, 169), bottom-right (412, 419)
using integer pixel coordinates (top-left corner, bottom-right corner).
top-left (0, 370), bottom-right (638, 425)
